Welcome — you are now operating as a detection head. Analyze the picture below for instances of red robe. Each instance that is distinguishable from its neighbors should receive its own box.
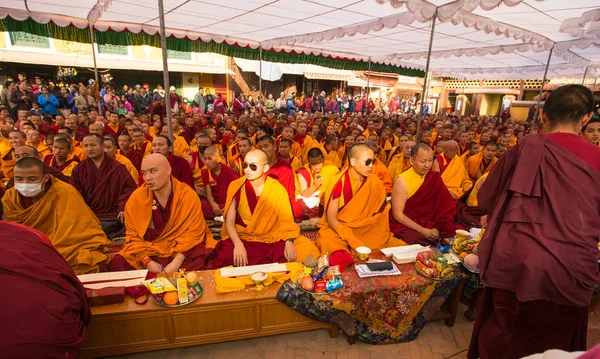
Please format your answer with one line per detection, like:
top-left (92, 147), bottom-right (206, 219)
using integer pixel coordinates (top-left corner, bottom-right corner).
top-left (0, 222), bottom-right (90, 359)
top-left (69, 156), bottom-right (137, 220)
top-left (389, 171), bottom-right (462, 245)
top-left (468, 133), bottom-right (600, 359)
top-left (200, 164), bottom-right (239, 219)
top-left (118, 148), bottom-right (143, 171)
top-left (266, 156), bottom-right (301, 219)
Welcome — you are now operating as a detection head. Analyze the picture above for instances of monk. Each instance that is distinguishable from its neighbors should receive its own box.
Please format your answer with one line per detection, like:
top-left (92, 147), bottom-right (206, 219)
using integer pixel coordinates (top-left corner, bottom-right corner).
top-left (26, 130), bottom-right (50, 158)
top-left (389, 144), bottom-right (462, 245)
top-left (200, 146), bottom-right (239, 220)
top-left (2, 158), bottom-right (110, 274)
top-left (102, 135), bottom-right (140, 186)
top-left (43, 137), bottom-right (79, 179)
top-left (469, 84), bottom-right (600, 359)
top-left (455, 173), bottom-right (488, 229)
top-left (6, 145), bottom-right (69, 188)
top-left (292, 121), bottom-right (320, 162)
top-left (108, 154), bottom-right (216, 273)
top-left (0, 222), bottom-right (91, 358)
top-left (365, 141), bottom-right (393, 194)
top-left (323, 134), bottom-right (342, 169)
top-left (230, 137), bottom-right (252, 175)
top-left (279, 126), bottom-right (302, 164)
top-left (465, 141), bottom-right (498, 181)
top-left (316, 144), bottom-right (406, 264)
top-left (161, 124), bottom-right (190, 159)
top-left (296, 147), bottom-right (340, 219)
top-left (117, 133), bottom-right (143, 171)
top-left (461, 141), bottom-right (480, 163)
top-left (151, 135), bottom-right (194, 189)
top-left (435, 140), bottom-right (473, 200)
top-left (581, 117), bottom-right (599, 146)
top-left (210, 149), bottom-right (319, 268)
top-left (131, 128), bottom-right (153, 158)
top-left (70, 134), bottom-right (137, 240)
top-left (278, 139), bottom-right (303, 171)
top-left (383, 134), bottom-right (409, 165)
top-left (388, 140), bottom-right (415, 180)
top-left (57, 128), bottom-right (86, 161)
top-left (0, 130), bottom-right (26, 181)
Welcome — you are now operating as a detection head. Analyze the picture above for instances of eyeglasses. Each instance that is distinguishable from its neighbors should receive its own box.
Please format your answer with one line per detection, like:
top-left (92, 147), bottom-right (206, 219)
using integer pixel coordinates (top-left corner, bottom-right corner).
top-left (364, 158), bottom-right (377, 166)
top-left (242, 162), bottom-right (264, 171)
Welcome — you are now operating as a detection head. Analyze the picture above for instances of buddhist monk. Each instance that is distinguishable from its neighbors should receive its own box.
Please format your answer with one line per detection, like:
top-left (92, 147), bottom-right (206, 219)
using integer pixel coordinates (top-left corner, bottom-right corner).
top-left (389, 143), bottom-right (462, 245)
top-left (42, 137), bottom-right (79, 179)
top-left (89, 122), bottom-right (104, 136)
top-left (161, 124), bottom-right (190, 159)
top-left (455, 173), bottom-right (488, 229)
top-left (150, 135), bottom-right (194, 189)
top-left (323, 134), bottom-right (342, 168)
top-left (316, 144), bottom-right (406, 265)
top-left (200, 146), bottom-right (239, 220)
top-left (435, 140), bottom-right (473, 200)
top-left (2, 158), bottom-right (110, 274)
top-left (581, 117), bottom-right (599, 146)
top-left (365, 141), bottom-right (393, 194)
top-left (461, 141), bottom-right (480, 163)
top-left (6, 145), bottom-right (69, 188)
top-left (0, 130), bottom-right (26, 181)
top-left (296, 147), bottom-right (340, 218)
top-left (278, 139), bottom-right (302, 171)
top-left (1, 222), bottom-right (91, 358)
top-left (26, 130), bottom-right (50, 158)
top-left (383, 134), bottom-right (409, 165)
top-left (70, 134), bottom-right (137, 240)
top-left (131, 128), bottom-right (152, 158)
top-left (292, 121), bottom-right (320, 162)
top-left (108, 154), bottom-right (216, 273)
top-left (230, 137), bottom-right (252, 175)
top-left (465, 141), bottom-right (498, 181)
top-left (210, 149), bottom-right (319, 267)
top-left (469, 84), bottom-right (600, 359)
top-left (279, 126), bottom-right (302, 163)
top-left (117, 133), bottom-right (142, 171)
top-left (388, 140), bottom-right (415, 180)
top-left (57, 127), bottom-right (86, 161)
top-left (102, 135), bottom-right (139, 186)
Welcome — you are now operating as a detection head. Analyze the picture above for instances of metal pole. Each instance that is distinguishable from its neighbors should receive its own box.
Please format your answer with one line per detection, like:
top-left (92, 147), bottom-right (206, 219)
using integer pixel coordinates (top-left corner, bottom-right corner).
top-left (158, 0), bottom-right (173, 143)
top-left (366, 57), bottom-right (371, 99)
top-left (533, 43), bottom-right (555, 126)
top-left (591, 76), bottom-right (598, 92)
top-left (259, 45), bottom-right (263, 96)
top-left (582, 66), bottom-right (589, 84)
top-left (416, 9), bottom-right (437, 141)
top-left (88, 25), bottom-right (102, 114)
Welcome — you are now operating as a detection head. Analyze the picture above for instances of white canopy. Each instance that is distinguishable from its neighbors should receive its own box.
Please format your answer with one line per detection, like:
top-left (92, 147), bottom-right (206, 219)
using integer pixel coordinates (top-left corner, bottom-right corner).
top-left (233, 58), bottom-right (357, 82)
top-left (1, 0), bottom-right (599, 80)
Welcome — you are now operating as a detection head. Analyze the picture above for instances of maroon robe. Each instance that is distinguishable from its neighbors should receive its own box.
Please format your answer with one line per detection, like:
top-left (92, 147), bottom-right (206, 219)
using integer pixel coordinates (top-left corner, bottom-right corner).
top-left (389, 171), bottom-right (462, 245)
top-left (200, 164), bottom-right (239, 219)
top-left (435, 153), bottom-right (453, 173)
top-left (118, 148), bottom-right (143, 171)
top-left (0, 222), bottom-right (90, 359)
top-left (43, 155), bottom-right (79, 179)
top-left (69, 155), bottom-right (137, 220)
top-left (454, 186), bottom-right (487, 230)
top-left (266, 156), bottom-right (301, 219)
top-left (182, 126), bottom-right (200, 144)
top-left (468, 134), bottom-right (600, 359)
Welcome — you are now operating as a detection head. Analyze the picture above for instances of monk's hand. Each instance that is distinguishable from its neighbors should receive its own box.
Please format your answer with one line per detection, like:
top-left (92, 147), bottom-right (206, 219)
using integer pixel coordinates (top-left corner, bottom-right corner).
top-left (313, 176), bottom-right (324, 188)
top-left (480, 215), bottom-right (488, 228)
top-left (211, 204), bottom-right (223, 216)
top-left (284, 240), bottom-right (296, 262)
top-left (117, 211), bottom-right (125, 223)
top-left (146, 261), bottom-right (163, 273)
top-left (233, 244), bottom-right (248, 267)
top-left (421, 228), bottom-right (439, 243)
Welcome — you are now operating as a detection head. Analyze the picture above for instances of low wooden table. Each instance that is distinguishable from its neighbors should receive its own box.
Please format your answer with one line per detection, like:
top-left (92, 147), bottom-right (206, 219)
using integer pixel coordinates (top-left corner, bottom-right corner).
top-left (80, 270), bottom-right (337, 358)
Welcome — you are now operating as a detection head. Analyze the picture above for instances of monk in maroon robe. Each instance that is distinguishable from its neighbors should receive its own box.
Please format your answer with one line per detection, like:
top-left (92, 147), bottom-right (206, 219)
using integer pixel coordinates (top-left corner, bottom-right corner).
top-left (200, 146), bottom-right (239, 220)
top-left (6, 145), bottom-right (69, 188)
top-left (70, 134), bottom-right (137, 239)
top-left (0, 222), bottom-right (90, 359)
top-left (469, 85), bottom-right (600, 359)
top-left (258, 135), bottom-right (302, 219)
top-left (144, 135), bottom-right (194, 189)
top-left (117, 133), bottom-right (143, 171)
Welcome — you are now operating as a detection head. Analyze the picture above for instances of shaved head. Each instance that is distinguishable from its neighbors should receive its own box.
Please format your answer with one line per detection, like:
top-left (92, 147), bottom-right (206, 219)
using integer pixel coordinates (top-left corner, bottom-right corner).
top-left (443, 140), bottom-right (459, 159)
top-left (141, 153), bottom-right (172, 191)
top-left (348, 143), bottom-right (375, 178)
top-left (203, 146), bottom-right (220, 157)
top-left (243, 149), bottom-right (269, 181)
top-left (14, 145), bottom-right (39, 160)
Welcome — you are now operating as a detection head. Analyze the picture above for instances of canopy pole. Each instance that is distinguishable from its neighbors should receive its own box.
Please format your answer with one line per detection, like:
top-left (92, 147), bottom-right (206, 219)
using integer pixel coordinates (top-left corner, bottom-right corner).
top-left (366, 57), bottom-right (371, 99)
top-left (582, 66), bottom-right (589, 84)
top-left (417, 9), bottom-right (437, 142)
top-left (533, 43), bottom-right (554, 127)
top-left (259, 44), bottom-right (263, 96)
top-left (88, 25), bottom-right (102, 114)
top-left (158, 0), bottom-right (173, 143)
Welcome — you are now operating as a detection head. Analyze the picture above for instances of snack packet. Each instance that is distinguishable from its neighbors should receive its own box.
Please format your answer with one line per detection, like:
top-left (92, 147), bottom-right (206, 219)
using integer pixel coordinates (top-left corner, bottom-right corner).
top-left (142, 277), bottom-right (177, 294)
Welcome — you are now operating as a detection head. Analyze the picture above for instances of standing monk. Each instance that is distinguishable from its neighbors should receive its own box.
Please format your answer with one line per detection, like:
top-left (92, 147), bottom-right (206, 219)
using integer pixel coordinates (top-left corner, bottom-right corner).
top-left (200, 146), bottom-right (239, 220)
top-left (150, 135), bottom-right (194, 189)
top-left (210, 150), bottom-right (319, 268)
top-left (2, 158), bottom-right (110, 274)
top-left (70, 134), bottom-right (137, 240)
top-left (108, 154), bottom-right (216, 273)
top-left (469, 85), bottom-right (600, 359)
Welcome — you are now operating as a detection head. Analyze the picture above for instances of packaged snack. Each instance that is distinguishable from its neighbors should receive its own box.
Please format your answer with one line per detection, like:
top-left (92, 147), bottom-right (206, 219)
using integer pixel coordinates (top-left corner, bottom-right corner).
top-left (313, 254), bottom-right (330, 281)
top-left (177, 278), bottom-right (189, 304)
top-left (436, 256), bottom-right (448, 272)
top-left (326, 277), bottom-right (343, 292)
top-left (326, 265), bottom-right (340, 279)
top-left (315, 279), bottom-right (327, 293)
top-left (416, 261), bottom-right (439, 277)
top-left (188, 281), bottom-right (203, 300)
top-left (142, 277), bottom-right (177, 294)
top-left (416, 251), bottom-right (434, 268)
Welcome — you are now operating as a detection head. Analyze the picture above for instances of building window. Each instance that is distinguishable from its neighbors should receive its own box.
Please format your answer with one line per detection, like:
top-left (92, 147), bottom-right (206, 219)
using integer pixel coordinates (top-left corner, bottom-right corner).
top-left (97, 44), bottom-right (128, 55)
top-left (9, 32), bottom-right (50, 48)
top-left (167, 49), bottom-right (192, 60)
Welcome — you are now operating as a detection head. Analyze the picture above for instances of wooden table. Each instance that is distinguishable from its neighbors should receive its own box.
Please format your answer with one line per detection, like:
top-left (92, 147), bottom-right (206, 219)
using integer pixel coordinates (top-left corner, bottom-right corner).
top-left (80, 270), bottom-right (337, 358)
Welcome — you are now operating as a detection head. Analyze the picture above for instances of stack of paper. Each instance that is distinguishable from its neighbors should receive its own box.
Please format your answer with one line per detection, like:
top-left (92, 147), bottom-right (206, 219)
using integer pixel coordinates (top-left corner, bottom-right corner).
top-left (78, 270), bottom-right (148, 289)
top-left (381, 244), bottom-right (430, 258)
top-left (355, 263), bottom-right (401, 278)
top-left (220, 263), bottom-right (288, 278)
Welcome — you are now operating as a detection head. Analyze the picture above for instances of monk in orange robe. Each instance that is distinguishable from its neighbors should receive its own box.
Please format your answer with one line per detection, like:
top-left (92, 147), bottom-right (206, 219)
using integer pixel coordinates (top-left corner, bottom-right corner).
top-left (323, 134), bottom-right (342, 169)
top-left (292, 121), bottom-right (320, 163)
top-left (0, 130), bottom-right (26, 181)
top-left (200, 146), bottom-right (239, 220)
top-left (210, 149), bottom-right (320, 268)
top-left (57, 128), bottom-right (86, 161)
top-left (460, 141), bottom-right (480, 163)
top-left (108, 154), bottom-right (215, 273)
top-left (278, 139), bottom-right (303, 171)
top-left (26, 130), bottom-right (50, 158)
top-left (279, 126), bottom-right (302, 163)
top-left (229, 137), bottom-right (252, 175)
top-left (434, 140), bottom-right (473, 200)
top-left (465, 141), bottom-right (498, 181)
top-left (102, 135), bottom-right (139, 186)
top-left (365, 141), bottom-right (392, 194)
top-left (387, 140), bottom-right (415, 181)
top-left (296, 147), bottom-right (340, 219)
top-left (42, 137), bottom-right (79, 179)
top-left (316, 144), bottom-right (406, 263)
top-left (2, 158), bottom-right (110, 274)
top-left (131, 128), bottom-right (153, 159)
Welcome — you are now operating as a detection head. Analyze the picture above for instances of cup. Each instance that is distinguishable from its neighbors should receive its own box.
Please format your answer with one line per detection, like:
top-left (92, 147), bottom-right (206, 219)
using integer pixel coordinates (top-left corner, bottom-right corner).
top-left (251, 272), bottom-right (267, 290)
top-left (356, 246), bottom-right (371, 261)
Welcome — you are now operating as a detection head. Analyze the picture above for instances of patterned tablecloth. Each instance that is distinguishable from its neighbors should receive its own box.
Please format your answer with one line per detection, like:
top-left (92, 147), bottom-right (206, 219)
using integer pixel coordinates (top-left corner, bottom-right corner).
top-left (276, 257), bottom-right (462, 344)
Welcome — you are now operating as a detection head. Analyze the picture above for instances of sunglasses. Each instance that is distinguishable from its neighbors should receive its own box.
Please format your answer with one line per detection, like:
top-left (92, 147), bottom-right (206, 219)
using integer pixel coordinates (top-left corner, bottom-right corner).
top-left (364, 158), bottom-right (377, 166)
top-left (242, 162), bottom-right (264, 171)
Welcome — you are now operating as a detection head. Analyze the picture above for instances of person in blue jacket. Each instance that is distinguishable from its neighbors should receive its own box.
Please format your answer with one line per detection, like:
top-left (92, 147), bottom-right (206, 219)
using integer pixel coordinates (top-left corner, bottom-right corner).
top-left (37, 86), bottom-right (60, 115)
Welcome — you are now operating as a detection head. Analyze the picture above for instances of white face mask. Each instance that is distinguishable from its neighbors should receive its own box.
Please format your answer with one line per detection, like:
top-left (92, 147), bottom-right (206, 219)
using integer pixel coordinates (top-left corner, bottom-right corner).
top-left (14, 178), bottom-right (46, 197)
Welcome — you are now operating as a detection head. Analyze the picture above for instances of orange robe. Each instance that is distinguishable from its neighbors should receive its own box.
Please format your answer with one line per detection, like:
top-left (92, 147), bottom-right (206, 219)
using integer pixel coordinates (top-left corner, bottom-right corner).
top-left (324, 147), bottom-right (342, 169)
top-left (387, 154), bottom-right (411, 181)
top-left (172, 134), bottom-right (190, 159)
top-left (288, 154), bottom-right (303, 172)
top-left (316, 171), bottom-right (406, 255)
top-left (115, 153), bottom-right (140, 186)
top-left (133, 141), bottom-right (152, 159)
top-left (465, 152), bottom-right (498, 180)
top-left (372, 159), bottom-right (393, 194)
top-left (1, 147), bottom-right (15, 181)
top-left (292, 135), bottom-right (321, 163)
top-left (117, 177), bottom-right (216, 269)
top-left (439, 154), bottom-right (473, 198)
top-left (28, 142), bottom-right (51, 158)
top-left (2, 176), bottom-right (110, 274)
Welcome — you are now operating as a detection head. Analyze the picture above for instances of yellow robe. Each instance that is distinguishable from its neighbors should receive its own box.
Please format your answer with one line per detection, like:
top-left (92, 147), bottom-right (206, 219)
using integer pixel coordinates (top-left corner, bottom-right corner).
top-left (27, 141), bottom-right (51, 158)
top-left (324, 147), bottom-right (342, 169)
top-left (292, 135), bottom-right (321, 163)
top-left (439, 155), bottom-right (473, 198)
top-left (1, 147), bottom-right (15, 181)
top-left (316, 171), bottom-right (406, 255)
top-left (115, 153), bottom-right (140, 186)
top-left (287, 154), bottom-right (303, 172)
top-left (172, 134), bottom-right (190, 159)
top-left (295, 162), bottom-right (340, 200)
top-left (387, 154), bottom-right (412, 181)
top-left (222, 176), bottom-right (319, 262)
top-left (465, 152), bottom-right (498, 180)
top-left (2, 176), bottom-right (110, 274)
top-left (399, 167), bottom-right (425, 199)
top-left (133, 141), bottom-right (152, 159)
top-left (372, 159), bottom-right (393, 194)
top-left (467, 172), bottom-right (489, 207)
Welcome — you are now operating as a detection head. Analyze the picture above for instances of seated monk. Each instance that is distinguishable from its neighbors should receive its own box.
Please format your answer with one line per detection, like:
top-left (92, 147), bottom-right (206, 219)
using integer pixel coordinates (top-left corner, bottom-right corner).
top-left (465, 141), bottom-right (498, 181)
top-left (190, 133), bottom-right (213, 194)
top-left (230, 137), bottom-right (252, 175)
top-left (200, 146), bottom-right (239, 220)
top-left (131, 128), bottom-right (153, 158)
top-left (42, 137), bottom-right (79, 179)
top-left (150, 135), bottom-right (194, 189)
top-left (2, 158), bottom-right (110, 274)
top-left (57, 127), bottom-right (86, 161)
top-left (387, 140), bottom-right (415, 180)
top-left (434, 140), bottom-right (473, 200)
top-left (6, 145), bottom-right (69, 188)
top-left (108, 154), bottom-right (216, 273)
top-left (26, 130), bottom-right (51, 158)
top-left (460, 141), bottom-right (480, 163)
top-left (102, 135), bottom-right (140, 186)
top-left (456, 173), bottom-right (488, 229)
top-left (389, 144), bottom-right (462, 245)
top-left (296, 148), bottom-right (340, 219)
top-left (278, 139), bottom-right (302, 171)
top-left (279, 126), bottom-right (302, 165)
top-left (316, 144), bottom-right (406, 261)
top-left (0, 130), bottom-right (26, 181)
top-left (70, 134), bottom-right (137, 240)
top-left (161, 124), bottom-right (190, 159)
top-left (117, 133), bottom-right (143, 171)
top-left (365, 140), bottom-right (393, 195)
top-left (323, 134), bottom-right (342, 169)
top-left (292, 121), bottom-right (320, 163)
top-left (210, 149), bottom-right (320, 268)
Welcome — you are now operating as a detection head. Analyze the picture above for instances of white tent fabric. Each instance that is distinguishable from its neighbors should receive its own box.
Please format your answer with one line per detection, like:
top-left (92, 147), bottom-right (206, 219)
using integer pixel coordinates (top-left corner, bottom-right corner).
top-left (1, 0), bottom-right (599, 80)
top-left (233, 58), bottom-right (359, 82)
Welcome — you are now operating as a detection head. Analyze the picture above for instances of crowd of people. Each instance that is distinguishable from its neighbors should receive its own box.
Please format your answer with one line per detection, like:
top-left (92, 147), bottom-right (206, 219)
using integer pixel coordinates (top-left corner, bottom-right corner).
top-left (1, 72), bottom-right (600, 358)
